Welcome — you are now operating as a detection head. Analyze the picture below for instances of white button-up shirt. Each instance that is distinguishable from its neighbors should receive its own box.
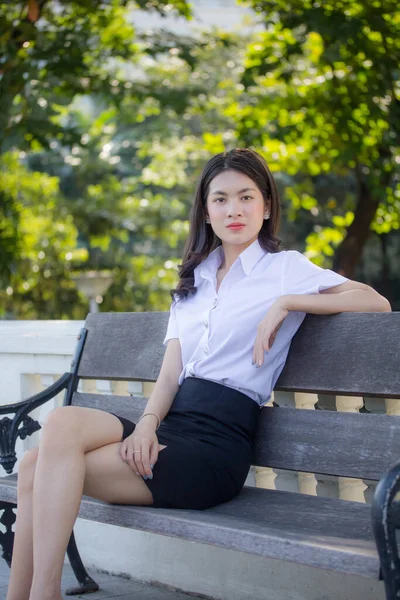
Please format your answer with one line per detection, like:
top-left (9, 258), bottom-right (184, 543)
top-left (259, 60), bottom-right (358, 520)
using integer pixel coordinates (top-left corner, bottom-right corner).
top-left (163, 238), bottom-right (348, 406)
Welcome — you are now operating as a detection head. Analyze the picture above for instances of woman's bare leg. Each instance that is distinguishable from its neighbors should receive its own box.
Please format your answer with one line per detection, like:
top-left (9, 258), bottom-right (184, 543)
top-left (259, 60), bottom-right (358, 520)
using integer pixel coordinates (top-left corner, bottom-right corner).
top-left (6, 448), bottom-right (39, 600)
top-left (6, 406), bottom-right (153, 600)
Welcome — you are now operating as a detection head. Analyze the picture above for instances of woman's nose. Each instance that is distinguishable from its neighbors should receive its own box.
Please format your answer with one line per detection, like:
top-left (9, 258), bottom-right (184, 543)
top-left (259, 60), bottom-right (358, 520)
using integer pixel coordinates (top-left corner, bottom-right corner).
top-left (227, 203), bottom-right (242, 216)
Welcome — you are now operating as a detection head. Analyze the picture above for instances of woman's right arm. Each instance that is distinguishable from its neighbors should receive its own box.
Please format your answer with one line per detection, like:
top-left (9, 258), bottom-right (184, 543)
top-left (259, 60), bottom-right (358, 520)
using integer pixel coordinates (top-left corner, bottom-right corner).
top-left (120, 338), bottom-right (183, 478)
top-left (141, 337), bottom-right (183, 423)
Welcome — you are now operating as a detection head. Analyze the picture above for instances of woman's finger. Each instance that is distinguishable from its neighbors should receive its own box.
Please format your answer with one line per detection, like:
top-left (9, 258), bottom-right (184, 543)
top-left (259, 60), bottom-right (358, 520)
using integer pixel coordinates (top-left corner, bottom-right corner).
top-left (140, 441), bottom-right (153, 478)
top-left (123, 438), bottom-right (140, 474)
top-left (141, 443), bottom-right (152, 478)
top-left (134, 444), bottom-right (148, 478)
top-left (149, 440), bottom-right (159, 469)
top-left (253, 332), bottom-right (264, 366)
top-left (121, 441), bottom-right (131, 463)
top-left (126, 447), bottom-right (140, 474)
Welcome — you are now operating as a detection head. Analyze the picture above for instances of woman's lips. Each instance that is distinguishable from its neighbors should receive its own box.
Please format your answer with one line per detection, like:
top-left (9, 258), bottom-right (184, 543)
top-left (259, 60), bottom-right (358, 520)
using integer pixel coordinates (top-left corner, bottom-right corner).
top-left (227, 224), bottom-right (245, 230)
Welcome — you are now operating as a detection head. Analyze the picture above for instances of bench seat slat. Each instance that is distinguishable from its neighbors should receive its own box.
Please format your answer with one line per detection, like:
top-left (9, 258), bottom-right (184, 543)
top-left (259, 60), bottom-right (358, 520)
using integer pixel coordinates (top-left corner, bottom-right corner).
top-left (0, 477), bottom-right (379, 579)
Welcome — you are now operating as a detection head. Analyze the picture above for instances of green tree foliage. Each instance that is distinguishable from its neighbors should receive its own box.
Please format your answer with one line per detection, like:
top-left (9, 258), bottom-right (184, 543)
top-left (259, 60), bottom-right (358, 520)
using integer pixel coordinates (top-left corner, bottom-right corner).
top-left (238, 0), bottom-right (400, 277)
top-left (1, 0), bottom-right (399, 318)
top-left (0, 0), bottom-right (197, 318)
top-left (0, 0), bottom-right (192, 152)
top-left (0, 152), bottom-right (86, 318)
top-left (0, 4), bottom-right (250, 317)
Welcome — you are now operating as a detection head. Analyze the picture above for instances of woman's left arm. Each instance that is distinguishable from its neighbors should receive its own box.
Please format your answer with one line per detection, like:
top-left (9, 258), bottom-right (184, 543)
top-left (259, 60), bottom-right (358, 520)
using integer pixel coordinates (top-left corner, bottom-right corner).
top-left (252, 281), bottom-right (391, 367)
top-left (281, 280), bottom-right (392, 314)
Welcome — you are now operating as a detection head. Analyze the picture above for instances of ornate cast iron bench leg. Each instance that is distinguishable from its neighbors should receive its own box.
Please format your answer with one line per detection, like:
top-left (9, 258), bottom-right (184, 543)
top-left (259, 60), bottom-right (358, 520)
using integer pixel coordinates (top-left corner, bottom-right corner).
top-left (65, 531), bottom-right (99, 595)
top-left (0, 501), bottom-right (99, 596)
top-left (0, 501), bottom-right (16, 568)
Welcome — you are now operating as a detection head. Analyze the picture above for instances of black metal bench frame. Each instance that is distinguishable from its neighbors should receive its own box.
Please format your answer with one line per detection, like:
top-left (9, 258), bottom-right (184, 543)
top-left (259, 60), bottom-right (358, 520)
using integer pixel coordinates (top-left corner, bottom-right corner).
top-left (0, 312), bottom-right (399, 599)
top-left (0, 330), bottom-right (98, 594)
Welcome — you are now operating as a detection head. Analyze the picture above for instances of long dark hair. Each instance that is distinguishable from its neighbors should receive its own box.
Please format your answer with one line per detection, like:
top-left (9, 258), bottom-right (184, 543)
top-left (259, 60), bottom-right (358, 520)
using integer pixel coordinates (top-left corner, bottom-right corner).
top-left (170, 148), bottom-right (282, 301)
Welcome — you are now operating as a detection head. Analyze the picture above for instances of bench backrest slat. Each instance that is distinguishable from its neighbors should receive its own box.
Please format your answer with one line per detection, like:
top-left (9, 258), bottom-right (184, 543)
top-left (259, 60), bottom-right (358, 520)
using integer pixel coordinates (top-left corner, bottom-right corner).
top-left (277, 312), bottom-right (399, 397)
top-left (254, 407), bottom-right (400, 481)
top-left (72, 393), bottom-right (146, 422)
top-left (78, 312), bottom-right (166, 382)
top-left (77, 312), bottom-right (400, 397)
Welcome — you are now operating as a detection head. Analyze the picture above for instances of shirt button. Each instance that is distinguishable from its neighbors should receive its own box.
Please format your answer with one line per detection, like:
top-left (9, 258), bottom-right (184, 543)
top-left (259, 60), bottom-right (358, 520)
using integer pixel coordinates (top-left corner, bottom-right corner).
top-left (212, 298), bottom-right (217, 308)
top-left (204, 347), bottom-right (209, 355)
top-left (204, 320), bottom-right (209, 328)
top-left (189, 369), bottom-right (195, 376)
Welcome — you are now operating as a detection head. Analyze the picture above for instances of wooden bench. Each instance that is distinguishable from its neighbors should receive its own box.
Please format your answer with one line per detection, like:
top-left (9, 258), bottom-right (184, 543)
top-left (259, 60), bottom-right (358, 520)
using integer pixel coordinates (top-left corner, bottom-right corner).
top-left (0, 311), bottom-right (399, 599)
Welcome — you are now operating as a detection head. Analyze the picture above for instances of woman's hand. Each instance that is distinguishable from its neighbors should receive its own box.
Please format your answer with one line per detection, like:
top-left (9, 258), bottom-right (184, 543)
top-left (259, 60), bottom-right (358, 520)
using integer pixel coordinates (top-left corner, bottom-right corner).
top-left (120, 420), bottom-right (159, 479)
top-left (253, 298), bottom-right (289, 367)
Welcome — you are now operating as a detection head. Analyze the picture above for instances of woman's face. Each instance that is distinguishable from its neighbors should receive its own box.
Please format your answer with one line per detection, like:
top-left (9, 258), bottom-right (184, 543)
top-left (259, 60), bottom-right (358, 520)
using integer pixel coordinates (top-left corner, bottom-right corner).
top-left (205, 169), bottom-right (268, 247)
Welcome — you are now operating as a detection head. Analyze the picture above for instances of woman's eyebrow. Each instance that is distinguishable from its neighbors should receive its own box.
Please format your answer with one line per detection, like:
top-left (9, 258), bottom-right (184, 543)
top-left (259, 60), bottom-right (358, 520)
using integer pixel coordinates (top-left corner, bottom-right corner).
top-left (210, 187), bottom-right (257, 196)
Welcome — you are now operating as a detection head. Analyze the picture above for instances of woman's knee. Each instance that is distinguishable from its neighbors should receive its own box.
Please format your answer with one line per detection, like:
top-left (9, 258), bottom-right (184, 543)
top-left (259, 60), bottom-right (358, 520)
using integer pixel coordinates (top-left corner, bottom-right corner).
top-left (41, 406), bottom-right (83, 447)
top-left (17, 447), bottom-right (39, 496)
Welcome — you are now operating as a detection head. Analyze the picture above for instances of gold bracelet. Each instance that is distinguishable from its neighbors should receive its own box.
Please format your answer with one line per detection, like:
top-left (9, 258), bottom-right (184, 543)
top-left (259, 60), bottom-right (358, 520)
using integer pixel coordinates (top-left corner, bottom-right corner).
top-left (139, 412), bottom-right (161, 430)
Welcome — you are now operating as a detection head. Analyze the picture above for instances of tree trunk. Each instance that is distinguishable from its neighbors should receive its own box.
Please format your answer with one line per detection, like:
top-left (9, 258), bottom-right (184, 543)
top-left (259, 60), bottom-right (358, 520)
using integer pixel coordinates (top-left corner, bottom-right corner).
top-left (333, 176), bottom-right (379, 278)
top-left (378, 232), bottom-right (394, 306)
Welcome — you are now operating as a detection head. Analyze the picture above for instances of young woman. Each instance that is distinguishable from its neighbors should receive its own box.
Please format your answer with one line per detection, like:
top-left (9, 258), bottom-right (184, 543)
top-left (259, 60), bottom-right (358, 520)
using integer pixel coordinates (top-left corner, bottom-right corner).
top-left (7, 148), bottom-right (391, 600)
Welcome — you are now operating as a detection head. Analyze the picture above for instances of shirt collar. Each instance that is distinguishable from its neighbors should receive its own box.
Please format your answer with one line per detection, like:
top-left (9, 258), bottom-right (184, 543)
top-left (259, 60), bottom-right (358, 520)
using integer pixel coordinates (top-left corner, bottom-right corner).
top-left (194, 237), bottom-right (267, 286)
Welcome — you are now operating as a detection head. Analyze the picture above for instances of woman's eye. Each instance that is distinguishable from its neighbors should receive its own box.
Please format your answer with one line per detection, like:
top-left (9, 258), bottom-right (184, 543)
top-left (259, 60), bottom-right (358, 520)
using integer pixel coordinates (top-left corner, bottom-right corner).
top-left (215, 196), bottom-right (252, 202)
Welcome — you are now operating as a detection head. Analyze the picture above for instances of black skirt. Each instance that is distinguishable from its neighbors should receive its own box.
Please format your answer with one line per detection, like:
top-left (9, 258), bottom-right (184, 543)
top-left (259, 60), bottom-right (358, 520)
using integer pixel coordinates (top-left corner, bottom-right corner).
top-left (111, 376), bottom-right (260, 510)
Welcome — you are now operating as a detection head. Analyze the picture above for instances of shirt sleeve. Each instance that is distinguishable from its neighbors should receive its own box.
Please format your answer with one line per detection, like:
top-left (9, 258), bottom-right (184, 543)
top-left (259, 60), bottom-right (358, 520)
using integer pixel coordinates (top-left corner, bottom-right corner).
top-left (283, 250), bottom-right (348, 296)
top-left (162, 298), bottom-right (179, 347)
